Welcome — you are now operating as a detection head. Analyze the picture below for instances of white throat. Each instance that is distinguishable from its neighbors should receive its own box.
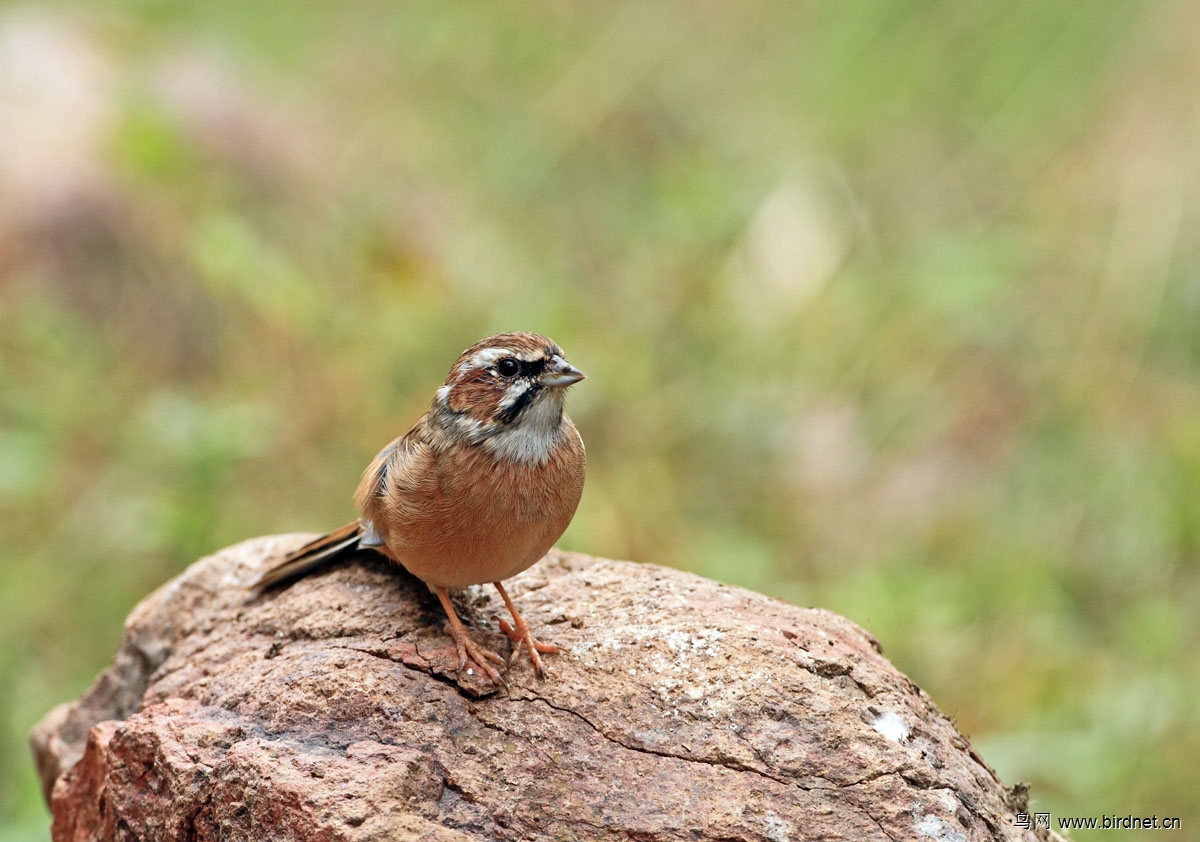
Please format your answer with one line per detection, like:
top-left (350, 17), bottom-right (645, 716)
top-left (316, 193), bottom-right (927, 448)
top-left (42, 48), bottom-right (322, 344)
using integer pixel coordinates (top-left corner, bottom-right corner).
top-left (482, 390), bottom-right (564, 465)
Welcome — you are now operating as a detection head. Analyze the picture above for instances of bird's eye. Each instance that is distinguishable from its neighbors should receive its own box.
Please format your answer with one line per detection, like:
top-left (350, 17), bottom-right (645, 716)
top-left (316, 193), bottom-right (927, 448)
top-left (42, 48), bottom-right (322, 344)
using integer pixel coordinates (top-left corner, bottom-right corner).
top-left (496, 358), bottom-right (520, 377)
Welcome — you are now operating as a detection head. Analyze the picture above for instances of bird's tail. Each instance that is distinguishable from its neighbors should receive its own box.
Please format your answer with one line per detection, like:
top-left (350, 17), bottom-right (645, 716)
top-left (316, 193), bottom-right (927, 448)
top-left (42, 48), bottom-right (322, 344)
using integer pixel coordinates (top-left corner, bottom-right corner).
top-left (256, 521), bottom-right (365, 590)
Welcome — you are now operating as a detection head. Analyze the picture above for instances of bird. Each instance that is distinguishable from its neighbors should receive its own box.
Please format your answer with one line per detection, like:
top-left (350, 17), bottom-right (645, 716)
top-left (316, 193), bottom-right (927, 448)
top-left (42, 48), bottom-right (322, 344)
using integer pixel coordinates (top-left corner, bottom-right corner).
top-left (257, 332), bottom-right (586, 684)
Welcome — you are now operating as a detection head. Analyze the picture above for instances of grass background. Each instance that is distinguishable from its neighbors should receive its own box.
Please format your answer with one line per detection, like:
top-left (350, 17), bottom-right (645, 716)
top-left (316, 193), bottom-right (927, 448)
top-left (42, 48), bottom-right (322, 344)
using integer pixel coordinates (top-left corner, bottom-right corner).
top-left (2, 2), bottom-right (1198, 838)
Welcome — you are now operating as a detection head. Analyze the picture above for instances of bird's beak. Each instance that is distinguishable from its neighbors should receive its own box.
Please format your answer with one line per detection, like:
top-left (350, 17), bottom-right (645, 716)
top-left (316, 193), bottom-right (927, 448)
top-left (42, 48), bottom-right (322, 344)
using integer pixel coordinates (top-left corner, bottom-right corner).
top-left (542, 354), bottom-right (586, 387)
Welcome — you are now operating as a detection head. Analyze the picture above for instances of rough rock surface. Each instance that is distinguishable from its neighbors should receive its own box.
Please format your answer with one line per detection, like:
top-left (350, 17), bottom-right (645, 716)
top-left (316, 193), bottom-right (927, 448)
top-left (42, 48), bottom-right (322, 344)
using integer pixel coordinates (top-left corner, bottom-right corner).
top-left (32, 535), bottom-right (1057, 842)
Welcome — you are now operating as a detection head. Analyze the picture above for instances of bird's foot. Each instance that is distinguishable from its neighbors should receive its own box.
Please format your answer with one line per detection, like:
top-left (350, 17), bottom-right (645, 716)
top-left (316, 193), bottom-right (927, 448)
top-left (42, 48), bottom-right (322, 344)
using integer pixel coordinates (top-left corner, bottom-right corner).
top-left (443, 620), bottom-right (507, 685)
top-left (497, 614), bottom-right (560, 678)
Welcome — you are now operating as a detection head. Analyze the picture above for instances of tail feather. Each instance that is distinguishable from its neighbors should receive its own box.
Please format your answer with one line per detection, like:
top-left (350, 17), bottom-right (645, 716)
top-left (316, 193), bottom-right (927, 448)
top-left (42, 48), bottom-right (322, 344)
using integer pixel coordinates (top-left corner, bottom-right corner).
top-left (257, 521), bottom-right (366, 590)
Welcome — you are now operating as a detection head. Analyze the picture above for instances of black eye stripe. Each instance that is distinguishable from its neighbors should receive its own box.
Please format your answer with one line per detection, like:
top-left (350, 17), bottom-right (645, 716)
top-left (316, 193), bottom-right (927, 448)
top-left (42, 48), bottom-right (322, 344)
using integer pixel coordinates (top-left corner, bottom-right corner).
top-left (495, 357), bottom-right (546, 378)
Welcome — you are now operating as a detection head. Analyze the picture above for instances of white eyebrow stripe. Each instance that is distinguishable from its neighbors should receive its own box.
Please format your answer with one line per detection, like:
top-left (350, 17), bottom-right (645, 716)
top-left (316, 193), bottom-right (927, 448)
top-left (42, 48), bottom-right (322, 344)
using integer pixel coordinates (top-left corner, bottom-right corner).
top-left (461, 347), bottom-right (547, 370)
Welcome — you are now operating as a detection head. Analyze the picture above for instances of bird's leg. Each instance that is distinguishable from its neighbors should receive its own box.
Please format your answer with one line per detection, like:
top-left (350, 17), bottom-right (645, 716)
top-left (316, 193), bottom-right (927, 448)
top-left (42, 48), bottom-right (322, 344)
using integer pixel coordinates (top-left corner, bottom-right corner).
top-left (434, 586), bottom-right (506, 684)
top-left (493, 581), bottom-right (560, 678)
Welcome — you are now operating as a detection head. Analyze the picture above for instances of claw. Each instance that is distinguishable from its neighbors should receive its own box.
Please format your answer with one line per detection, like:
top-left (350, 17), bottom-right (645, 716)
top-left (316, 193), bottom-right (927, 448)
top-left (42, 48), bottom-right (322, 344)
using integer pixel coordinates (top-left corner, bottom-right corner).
top-left (494, 582), bottom-right (560, 678)
top-left (436, 587), bottom-right (506, 685)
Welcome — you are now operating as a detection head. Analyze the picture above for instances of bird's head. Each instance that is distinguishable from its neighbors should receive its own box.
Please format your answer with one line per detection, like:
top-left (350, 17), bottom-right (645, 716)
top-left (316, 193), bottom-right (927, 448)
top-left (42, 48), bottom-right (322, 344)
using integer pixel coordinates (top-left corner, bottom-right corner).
top-left (432, 332), bottom-right (584, 459)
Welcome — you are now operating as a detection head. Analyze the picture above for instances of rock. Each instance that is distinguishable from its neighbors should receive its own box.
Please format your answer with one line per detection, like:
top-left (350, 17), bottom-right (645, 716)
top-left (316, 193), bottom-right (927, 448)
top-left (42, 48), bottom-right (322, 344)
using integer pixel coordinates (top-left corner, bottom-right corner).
top-left (31, 535), bottom-right (1057, 841)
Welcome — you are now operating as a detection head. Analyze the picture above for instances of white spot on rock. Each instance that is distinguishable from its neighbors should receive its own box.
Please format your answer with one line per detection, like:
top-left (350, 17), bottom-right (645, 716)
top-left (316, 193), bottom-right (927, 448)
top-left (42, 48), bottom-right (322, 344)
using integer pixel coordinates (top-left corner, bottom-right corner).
top-left (915, 815), bottom-right (967, 842)
top-left (762, 810), bottom-right (794, 842)
top-left (871, 710), bottom-right (911, 743)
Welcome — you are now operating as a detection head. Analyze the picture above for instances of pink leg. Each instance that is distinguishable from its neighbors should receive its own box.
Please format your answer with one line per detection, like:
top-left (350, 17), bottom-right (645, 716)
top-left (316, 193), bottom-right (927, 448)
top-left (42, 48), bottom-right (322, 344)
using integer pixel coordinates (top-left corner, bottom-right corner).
top-left (494, 581), bottom-right (560, 678)
top-left (435, 586), bottom-right (506, 684)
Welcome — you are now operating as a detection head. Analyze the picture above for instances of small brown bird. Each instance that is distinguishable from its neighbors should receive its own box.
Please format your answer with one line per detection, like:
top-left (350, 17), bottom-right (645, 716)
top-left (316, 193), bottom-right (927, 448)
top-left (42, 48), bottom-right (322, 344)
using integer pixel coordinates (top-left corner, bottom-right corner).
top-left (258, 332), bottom-right (586, 683)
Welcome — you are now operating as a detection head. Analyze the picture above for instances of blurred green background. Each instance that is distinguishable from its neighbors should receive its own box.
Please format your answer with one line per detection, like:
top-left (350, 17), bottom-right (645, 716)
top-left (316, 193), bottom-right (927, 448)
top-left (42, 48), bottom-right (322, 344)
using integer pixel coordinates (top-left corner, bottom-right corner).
top-left (2, 1), bottom-right (1198, 839)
